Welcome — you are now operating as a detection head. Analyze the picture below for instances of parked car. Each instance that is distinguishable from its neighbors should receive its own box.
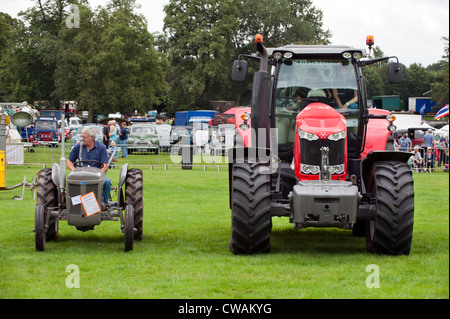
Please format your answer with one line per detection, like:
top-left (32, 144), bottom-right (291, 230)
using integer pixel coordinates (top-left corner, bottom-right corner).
top-left (128, 124), bottom-right (159, 154)
top-left (71, 124), bottom-right (104, 145)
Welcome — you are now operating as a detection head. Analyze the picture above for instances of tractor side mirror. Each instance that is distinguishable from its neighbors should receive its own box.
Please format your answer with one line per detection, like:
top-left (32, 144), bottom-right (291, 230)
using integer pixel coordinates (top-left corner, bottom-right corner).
top-left (388, 62), bottom-right (403, 83)
top-left (232, 60), bottom-right (248, 82)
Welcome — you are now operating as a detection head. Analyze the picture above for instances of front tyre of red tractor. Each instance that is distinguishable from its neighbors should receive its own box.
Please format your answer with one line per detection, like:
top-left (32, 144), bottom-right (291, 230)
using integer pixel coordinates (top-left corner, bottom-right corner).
top-left (366, 161), bottom-right (414, 255)
top-left (229, 160), bottom-right (272, 254)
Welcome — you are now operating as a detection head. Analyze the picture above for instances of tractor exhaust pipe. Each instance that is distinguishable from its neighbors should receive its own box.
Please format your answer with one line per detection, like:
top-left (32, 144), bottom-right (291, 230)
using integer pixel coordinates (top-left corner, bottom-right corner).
top-left (251, 35), bottom-right (271, 150)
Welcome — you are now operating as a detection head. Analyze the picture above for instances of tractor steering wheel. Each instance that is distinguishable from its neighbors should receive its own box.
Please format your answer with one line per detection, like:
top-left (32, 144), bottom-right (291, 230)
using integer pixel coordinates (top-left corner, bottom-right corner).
top-left (73, 160), bottom-right (105, 169)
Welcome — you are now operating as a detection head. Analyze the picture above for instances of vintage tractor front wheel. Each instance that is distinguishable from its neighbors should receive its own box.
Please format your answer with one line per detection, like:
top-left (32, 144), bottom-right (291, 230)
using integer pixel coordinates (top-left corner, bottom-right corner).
top-left (229, 160), bottom-right (272, 254)
top-left (366, 161), bottom-right (414, 255)
top-left (124, 205), bottom-right (134, 252)
top-left (125, 169), bottom-right (143, 240)
top-left (35, 204), bottom-right (46, 251)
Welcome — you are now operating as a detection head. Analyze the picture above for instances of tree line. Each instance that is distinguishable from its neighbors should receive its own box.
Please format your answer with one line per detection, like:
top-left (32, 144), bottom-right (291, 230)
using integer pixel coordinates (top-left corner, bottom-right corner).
top-left (0, 0), bottom-right (448, 120)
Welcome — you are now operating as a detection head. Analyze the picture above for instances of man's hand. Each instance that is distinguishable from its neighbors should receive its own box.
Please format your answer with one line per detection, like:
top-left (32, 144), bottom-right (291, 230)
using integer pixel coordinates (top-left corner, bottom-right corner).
top-left (67, 159), bottom-right (75, 172)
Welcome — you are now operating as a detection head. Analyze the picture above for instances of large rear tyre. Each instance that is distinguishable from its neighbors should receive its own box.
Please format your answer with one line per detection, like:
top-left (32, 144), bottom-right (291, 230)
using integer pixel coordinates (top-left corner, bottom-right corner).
top-left (35, 168), bottom-right (58, 242)
top-left (125, 169), bottom-right (143, 240)
top-left (229, 161), bottom-right (272, 254)
top-left (366, 161), bottom-right (414, 255)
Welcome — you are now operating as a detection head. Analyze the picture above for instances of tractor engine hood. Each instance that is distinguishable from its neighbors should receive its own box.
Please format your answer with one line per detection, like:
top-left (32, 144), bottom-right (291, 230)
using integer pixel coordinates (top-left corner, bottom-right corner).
top-left (294, 103), bottom-right (348, 181)
top-left (296, 103), bottom-right (347, 137)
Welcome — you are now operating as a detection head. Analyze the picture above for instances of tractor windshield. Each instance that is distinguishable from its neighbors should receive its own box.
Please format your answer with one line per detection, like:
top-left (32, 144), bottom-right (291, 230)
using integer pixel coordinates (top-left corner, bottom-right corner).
top-left (275, 59), bottom-right (360, 156)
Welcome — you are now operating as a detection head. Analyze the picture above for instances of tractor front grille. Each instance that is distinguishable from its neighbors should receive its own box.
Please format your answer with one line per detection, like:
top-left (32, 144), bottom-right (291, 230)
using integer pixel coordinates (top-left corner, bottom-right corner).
top-left (300, 138), bottom-right (345, 167)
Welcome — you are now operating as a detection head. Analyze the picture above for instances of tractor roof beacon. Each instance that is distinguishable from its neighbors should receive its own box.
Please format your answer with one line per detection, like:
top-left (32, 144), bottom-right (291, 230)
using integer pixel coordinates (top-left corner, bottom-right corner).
top-left (229, 35), bottom-right (414, 255)
top-left (34, 120), bottom-right (143, 252)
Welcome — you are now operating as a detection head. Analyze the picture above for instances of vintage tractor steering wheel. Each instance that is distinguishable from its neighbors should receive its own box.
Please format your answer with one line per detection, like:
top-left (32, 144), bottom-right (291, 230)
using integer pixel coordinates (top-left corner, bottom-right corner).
top-left (73, 160), bottom-right (105, 169)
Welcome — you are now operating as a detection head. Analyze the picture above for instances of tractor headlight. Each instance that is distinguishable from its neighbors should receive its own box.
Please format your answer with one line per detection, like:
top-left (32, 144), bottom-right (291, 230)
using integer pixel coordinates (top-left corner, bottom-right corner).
top-left (387, 124), bottom-right (397, 133)
top-left (239, 123), bottom-right (250, 130)
top-left (301, 164), bottom-right (320, 175)
top-left (327, 130), bottom-right (346, 141)
top-left (299, 129), bottom-right (319, 141)
top-left (273, 52), bottom-right (283, 60)
top-left (329, 164), bottom-right (345, 175)
top-left (342, 52), bottom-right (352, 59)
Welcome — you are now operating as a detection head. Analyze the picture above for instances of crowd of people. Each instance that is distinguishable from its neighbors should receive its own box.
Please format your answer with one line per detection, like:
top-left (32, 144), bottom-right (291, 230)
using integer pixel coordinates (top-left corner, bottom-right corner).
top-left (102, 120), bottom-right (129, 160)
top-left (397, 128), bottom-right (449, 173)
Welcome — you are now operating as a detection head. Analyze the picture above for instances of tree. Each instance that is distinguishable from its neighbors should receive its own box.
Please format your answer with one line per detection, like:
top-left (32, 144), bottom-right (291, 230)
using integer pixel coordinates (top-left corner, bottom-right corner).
top-left (0, 11), bottom-right (56, 104)
top-left (162, 0), bottom-right (331, 112)
top-left (431, 36), bottom-right (449, 106)
top-left (1, 0), bottom-right (167, 120)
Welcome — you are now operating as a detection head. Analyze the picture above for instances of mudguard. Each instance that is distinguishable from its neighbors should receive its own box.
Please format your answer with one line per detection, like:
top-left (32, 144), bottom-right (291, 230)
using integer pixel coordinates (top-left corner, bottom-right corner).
top-left (361, 109), bottom-right (392, 159)
top-left (360, 150), bottom-right (412, 194)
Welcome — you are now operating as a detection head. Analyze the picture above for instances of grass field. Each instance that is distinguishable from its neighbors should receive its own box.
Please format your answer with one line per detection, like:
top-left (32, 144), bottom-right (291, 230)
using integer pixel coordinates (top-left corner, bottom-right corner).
top-left (0, 165), bottom-right (448, 299)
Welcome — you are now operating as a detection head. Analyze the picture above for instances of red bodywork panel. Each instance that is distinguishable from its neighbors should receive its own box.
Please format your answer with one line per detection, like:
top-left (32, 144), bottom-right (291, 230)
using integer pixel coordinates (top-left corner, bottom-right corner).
top-left (294, 103), bottom-right (347, 181)
top-left (360, 108), bottom-right (391, 159)
top-left (234, 107), bottom-right (252, 147)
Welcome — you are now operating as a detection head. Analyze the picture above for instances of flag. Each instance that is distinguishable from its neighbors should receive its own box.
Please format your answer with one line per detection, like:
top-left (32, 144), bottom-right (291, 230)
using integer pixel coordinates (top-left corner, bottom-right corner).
top-left (435, 105), bottom-right (449, 120)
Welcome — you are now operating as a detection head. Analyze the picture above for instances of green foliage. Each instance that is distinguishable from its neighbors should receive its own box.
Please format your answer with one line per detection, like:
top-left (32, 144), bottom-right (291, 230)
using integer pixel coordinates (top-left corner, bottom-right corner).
top-left (363, 38), bottom-right (449, 108)
top-left (0, 0), bottom-right (168, 118)
top-left (162, 0), bottom-right (331, 111)
top-left (430, 37), bottom-right (449, 106)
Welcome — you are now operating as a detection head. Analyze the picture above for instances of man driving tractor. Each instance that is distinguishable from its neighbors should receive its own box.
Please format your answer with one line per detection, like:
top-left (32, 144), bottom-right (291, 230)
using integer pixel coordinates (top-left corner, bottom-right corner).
top-left (67, 126), bottom-right (111, 204)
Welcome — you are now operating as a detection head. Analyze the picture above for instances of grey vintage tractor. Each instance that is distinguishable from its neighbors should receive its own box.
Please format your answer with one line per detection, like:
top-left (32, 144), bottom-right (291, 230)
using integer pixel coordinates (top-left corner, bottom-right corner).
top-left (34, 133), bottom-right (143, 252)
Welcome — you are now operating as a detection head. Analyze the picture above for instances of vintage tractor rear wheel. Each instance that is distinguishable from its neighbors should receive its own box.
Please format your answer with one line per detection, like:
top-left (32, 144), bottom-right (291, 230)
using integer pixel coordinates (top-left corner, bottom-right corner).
top-left (366, 161), bottom-right (414, 255)
top-left (124, 205), bottom-right (134, 252)
top-left (229, 160), bottom-right (272, 254)
top-left (125, 169), bottom-right (143, 240)
top-left (35, 168), bottom-right (58, 242)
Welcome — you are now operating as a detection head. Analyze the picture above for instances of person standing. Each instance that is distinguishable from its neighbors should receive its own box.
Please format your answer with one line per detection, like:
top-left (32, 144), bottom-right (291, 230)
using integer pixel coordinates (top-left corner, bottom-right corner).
top-left (103, 122), bottom-right (110, 147)
top-left (423, 129), bottom-right (435, 149)
top-left (424, 147), bottom-right (436, 173)
top-left (109, 122), bottom-right (118, 144)
top-left (119, 121), bottom-right (130, 158)
top-left (398, 133), bottom-right (412, 152)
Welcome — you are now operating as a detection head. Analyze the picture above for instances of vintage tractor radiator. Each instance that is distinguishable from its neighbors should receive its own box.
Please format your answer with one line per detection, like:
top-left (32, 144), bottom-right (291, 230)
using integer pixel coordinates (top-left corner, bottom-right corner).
top-left (67, 167), bottom-right (105, 227)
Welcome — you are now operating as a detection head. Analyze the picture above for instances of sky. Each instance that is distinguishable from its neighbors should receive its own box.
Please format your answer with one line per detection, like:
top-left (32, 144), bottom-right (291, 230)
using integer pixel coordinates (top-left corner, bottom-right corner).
top-left (1, 0), bottom-right (448, 67)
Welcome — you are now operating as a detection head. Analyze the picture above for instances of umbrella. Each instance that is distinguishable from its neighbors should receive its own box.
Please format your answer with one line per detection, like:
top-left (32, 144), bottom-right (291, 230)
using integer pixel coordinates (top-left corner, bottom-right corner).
top-left (435, 105), bottom-right (449, 120)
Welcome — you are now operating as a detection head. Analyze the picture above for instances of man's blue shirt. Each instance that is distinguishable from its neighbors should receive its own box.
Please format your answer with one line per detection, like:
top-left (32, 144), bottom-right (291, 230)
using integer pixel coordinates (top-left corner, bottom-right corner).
top-left (119, 127), bottom-right (129, 141)
top-left (68, 142), bottom-right (109, 166)
top-left (423, 133), bottom-right (434, 148)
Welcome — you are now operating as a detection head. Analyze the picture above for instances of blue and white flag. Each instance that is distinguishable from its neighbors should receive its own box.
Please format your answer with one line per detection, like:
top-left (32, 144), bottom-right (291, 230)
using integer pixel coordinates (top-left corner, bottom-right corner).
top-left (435, 105), bottom-right (449, 120)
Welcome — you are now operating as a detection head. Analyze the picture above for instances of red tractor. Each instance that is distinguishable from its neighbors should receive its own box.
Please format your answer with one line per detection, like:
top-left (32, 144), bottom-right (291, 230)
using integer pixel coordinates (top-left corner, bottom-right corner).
top-left (229, 35), bottom-right (414, 255)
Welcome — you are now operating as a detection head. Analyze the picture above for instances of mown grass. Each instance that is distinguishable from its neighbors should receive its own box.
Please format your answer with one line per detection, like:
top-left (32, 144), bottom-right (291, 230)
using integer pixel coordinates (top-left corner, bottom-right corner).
top-left (0, 165), bottom-right (448, 299)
